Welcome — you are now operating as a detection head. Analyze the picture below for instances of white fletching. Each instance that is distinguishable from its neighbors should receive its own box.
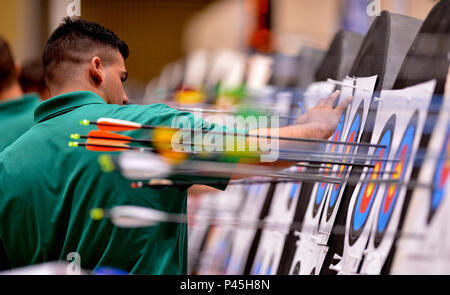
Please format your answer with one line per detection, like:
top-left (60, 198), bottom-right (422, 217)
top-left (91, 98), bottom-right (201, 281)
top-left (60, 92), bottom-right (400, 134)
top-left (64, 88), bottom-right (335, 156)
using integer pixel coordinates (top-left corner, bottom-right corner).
top-left (109, 205), bottom-right (185, 228)
top-left (97, 117), bottom-right (142, 128)
top-left (119, 151), bottom-right (172, 180)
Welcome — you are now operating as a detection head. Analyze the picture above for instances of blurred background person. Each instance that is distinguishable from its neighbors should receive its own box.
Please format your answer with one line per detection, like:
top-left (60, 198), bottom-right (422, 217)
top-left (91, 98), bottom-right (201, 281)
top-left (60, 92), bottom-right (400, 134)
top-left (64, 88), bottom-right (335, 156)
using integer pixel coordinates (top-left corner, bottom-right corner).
top-left (0, 36), bottom-right (41, 152)
top-left (19, 58), bottom-right (50, 100)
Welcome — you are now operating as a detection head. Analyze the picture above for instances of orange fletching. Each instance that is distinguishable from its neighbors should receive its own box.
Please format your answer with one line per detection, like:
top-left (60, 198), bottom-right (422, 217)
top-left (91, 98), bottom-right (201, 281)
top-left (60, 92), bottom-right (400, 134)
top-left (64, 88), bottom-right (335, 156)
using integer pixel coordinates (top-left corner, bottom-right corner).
top-left (86, 138), bottom-right (129, 152)
top-left (88, 130), bottom-right (132, 144)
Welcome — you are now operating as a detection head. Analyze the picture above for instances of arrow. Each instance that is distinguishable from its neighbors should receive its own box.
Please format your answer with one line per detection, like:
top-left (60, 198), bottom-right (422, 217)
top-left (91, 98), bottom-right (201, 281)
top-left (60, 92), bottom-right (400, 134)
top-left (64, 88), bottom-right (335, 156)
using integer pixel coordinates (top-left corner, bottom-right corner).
top-left (68, 141), bottom-right (152, 152)
top-left (71, 129), bottom-right (395, 165)
top-left (174, 102), bottom-right (449, 118)
top-left (115, 151), bottom-right (344, 183)
top-left (130, 169), bottom-right (400, 189)
top-left (114, 151), bottom-right (441, 190)
top-left (89, 205), bottom-right (424, 241)
top-left (69, 136), bottom-right (383, 167)
top-left (113, 152), bottom-right (406, 186)
top-left (296, 161), bottom-right (374, 169)
top-left (80, 118), bottom-right (387, 149)
top-left (71, 136), bottom-right (450, 173)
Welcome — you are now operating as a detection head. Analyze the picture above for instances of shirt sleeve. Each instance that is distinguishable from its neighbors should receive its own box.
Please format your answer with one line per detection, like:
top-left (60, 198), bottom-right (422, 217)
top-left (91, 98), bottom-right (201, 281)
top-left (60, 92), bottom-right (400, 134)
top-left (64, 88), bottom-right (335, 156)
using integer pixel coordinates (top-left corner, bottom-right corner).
top-left (154, 104), bottom-right (248, 191)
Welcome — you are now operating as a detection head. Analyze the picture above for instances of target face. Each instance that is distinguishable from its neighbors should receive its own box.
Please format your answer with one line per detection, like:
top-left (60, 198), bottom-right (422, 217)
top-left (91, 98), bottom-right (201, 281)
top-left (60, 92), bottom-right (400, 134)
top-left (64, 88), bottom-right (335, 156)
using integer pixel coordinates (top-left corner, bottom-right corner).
top-left (312, 113), bottom-right (346, 217)
top-left (250, 166), bottom-right (303, 275)
top-left (253, 260), bottom-right (262, 274)
top-left (287, 183), bottom-right (300, 209)
top-left (326, 103), bottom-right (364, 221)
top-left (428, 126), bottom-right (450, 223)
top-left (286, 167), bottom-right (304, 210)
top-left (349, 115), bottom-right (395, 246)
top-left (374, 112), bottom-right (418, 247)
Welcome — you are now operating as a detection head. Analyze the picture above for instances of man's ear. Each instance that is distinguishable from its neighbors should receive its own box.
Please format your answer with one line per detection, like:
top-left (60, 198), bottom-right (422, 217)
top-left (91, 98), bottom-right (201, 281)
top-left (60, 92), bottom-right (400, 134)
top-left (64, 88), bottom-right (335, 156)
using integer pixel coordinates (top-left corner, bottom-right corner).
top-left (89, 56), bottom-right (104, 84)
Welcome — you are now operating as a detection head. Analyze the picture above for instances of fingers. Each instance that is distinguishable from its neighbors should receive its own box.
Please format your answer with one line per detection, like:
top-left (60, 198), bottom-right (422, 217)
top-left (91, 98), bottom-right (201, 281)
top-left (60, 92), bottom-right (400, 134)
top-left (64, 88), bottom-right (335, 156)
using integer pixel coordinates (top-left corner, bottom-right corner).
top-left (334, 96), bottom-right (353, 114)
top-left (316, 97), bottom-right (328, 107)
top-left (324, 90), bottom-right (341, 107)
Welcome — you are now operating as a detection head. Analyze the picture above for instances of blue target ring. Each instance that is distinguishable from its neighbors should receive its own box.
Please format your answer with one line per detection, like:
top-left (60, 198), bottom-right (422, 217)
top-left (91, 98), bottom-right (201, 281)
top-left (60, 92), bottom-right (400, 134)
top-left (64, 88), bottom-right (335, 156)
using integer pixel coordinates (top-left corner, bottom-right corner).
top-left (374, 111), bottom-right (418, 247)
top-left (376, 125), bottom-right (415, 233)
top-left (312, 113), bottom-right (345, 217)
top-left (329, 114), bottom-right (361, 209)
top-left (353, 131), bottom-right (391, 231)
top-left (349, 115), bottom-right (395, 246)
top-left (428, 126), bottom-right (450, 222)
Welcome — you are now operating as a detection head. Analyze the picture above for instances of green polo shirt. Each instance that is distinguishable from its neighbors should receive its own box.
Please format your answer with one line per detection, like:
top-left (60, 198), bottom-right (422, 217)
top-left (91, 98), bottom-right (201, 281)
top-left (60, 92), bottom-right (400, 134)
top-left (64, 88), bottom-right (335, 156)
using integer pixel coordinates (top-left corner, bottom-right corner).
top-left (0, 93), bottom-right (41, 152)
top-left (0, 91), bottom-right (236, 274)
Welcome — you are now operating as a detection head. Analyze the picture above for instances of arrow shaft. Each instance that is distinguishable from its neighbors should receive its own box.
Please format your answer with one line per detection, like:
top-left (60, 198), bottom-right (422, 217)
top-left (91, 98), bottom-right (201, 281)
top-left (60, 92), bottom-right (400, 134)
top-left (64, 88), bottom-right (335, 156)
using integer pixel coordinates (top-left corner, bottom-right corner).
top-left (88, 120), bottom-right (386, 149)
top-left (134, 169), bottom-right (399, 188)
top-left (101, 206), bottom-right (424, 241)
top-left (80, 133), bottom-right (391, 163)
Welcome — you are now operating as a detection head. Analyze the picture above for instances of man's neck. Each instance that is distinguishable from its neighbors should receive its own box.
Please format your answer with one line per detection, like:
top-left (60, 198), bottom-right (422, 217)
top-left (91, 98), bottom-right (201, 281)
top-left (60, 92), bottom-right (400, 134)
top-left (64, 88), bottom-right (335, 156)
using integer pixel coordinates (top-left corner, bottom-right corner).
top-left (0, 83), bottom-right (24, 102)
top-left (50, 86), bottom-right (105, 102)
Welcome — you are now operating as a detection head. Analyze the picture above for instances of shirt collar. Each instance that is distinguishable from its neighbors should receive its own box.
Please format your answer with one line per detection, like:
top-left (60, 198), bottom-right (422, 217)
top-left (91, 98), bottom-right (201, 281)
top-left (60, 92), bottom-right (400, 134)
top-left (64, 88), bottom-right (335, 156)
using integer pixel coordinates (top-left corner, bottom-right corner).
top-left (34, 91), bottom-right (106, 123)
top-left (0, 93), bottom-right (40, 112)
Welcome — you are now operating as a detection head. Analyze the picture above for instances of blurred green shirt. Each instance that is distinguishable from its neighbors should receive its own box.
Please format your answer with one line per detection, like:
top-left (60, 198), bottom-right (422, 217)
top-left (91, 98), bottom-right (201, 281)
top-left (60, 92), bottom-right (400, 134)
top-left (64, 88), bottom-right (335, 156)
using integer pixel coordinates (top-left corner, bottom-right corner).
top-left (0, 91), bottom-right (234, 274)
top-left (0, 93), bottom-right (41, 151)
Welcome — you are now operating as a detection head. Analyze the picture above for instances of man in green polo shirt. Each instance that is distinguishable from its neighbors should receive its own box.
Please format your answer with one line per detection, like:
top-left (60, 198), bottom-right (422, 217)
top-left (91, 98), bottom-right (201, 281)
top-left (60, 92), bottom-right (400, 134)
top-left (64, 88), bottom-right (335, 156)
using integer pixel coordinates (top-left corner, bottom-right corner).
top-left (0, 36), bottom-right (41, 151)
top-left (0, 18), bottom-right (351, 274)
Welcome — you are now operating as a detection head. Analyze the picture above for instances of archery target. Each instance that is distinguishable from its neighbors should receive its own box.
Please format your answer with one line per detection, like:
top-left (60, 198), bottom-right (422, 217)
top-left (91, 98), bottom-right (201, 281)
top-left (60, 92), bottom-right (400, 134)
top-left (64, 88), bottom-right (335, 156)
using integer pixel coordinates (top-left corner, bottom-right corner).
top-left (188, 193), bottom-right (219, 274)
top-left (391, 128), bottom-right (450, 274)
top-left (194, 184), bottom-right (248, 274)
top-left (318, 76), bottom-right (377, 245)
top-left (349, 120), bottom-right (394, 246)
top-left (222, 182), bottom-right (273, 274)
top-left (287, 78), bottom-right (355, 275)
top-left (373, 114), bottom-right (417, 248)
top-left (250, 166), bottom-right (304, 275)
top-left (288, 235), bottom-right (329, 275)
top-left (429, 127), bottom-right (450, 222)
top-left (305, 77), bottom-right (355, 236)
top-left (337, 80), bottom-right (435, 274)
top-left (312, 115), bottom-right (344, 218)
top-left (390, 72), bottom-right (450, 274)
top-left (359, 80), bottom-right (436, 275)
top-left (392, 180), bottom-right (450, 275)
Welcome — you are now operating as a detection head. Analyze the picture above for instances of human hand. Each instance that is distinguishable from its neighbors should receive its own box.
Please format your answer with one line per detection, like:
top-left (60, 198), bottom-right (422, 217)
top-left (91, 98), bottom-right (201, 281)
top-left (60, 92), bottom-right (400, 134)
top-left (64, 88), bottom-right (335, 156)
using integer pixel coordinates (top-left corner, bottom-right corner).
top-left (296, 90), bottom-right (353, 139)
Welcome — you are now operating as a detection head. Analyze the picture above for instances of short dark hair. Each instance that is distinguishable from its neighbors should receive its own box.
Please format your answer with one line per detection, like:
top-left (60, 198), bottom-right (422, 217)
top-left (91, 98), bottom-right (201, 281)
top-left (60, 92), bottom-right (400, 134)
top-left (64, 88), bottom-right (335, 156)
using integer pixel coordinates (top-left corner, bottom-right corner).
top-left (0, 35), bottom-right (16, 92)
top-left (43, 17), bottom-right (129, 87)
